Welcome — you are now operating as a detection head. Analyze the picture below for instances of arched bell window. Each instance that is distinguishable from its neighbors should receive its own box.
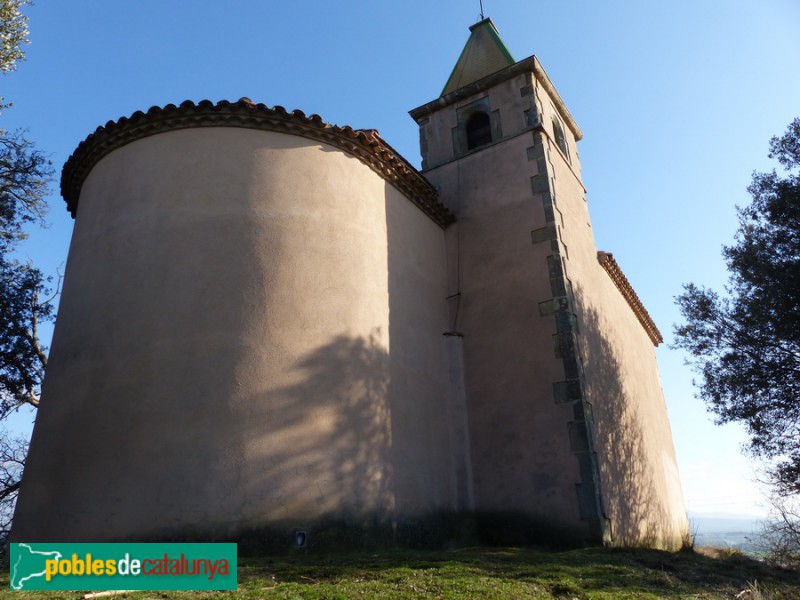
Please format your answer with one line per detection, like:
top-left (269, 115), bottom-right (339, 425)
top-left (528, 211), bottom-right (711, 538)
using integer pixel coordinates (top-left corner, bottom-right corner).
top-left (466, 111), bottom-right (492, 150)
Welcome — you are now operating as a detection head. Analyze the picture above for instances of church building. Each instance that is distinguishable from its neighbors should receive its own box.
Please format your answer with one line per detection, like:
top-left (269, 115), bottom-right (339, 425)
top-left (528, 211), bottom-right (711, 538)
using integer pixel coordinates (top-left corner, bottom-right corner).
top-left (13, 19), bottom-right (689, 549)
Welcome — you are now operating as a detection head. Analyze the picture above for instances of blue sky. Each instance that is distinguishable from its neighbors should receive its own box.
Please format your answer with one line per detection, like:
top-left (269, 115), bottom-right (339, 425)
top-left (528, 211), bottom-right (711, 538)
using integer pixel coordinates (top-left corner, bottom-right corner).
top-left (4, 0), bottom-right (800, 517)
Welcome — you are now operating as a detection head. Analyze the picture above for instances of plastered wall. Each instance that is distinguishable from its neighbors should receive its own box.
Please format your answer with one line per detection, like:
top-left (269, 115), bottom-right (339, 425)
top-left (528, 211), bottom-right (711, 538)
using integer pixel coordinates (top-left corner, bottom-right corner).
top-left (538, 82), bottom-right (689, 548)
top-left (421, 72), bottom-right (596, 539)
top-left (13, 126), bottom-right (454, 542)
top-left (417, 62), bottom-right (688, 546)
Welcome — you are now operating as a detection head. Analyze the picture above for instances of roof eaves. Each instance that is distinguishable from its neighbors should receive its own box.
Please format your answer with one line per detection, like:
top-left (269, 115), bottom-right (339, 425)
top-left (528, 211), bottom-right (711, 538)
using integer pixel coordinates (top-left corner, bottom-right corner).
top-left (61, 99), bottom-right (455, 228)
top-left (597, 251), bottom-right (664, 346)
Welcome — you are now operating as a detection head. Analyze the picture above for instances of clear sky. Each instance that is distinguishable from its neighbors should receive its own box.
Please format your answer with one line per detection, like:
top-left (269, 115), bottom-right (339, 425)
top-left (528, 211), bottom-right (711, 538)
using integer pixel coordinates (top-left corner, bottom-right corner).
top-left (3, 0), bottom-right (800, 518)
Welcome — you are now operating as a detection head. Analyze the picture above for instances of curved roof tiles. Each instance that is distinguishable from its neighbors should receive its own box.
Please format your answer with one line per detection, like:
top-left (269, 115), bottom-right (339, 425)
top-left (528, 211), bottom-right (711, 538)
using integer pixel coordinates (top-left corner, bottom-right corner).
top-left (61, 98), bottom-right (454, 228)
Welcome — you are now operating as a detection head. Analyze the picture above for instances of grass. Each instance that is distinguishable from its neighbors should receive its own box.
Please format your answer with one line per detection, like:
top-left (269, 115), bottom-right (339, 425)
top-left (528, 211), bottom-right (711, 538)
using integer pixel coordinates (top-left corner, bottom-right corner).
top-left (2, 545), bottom-right (800, 599)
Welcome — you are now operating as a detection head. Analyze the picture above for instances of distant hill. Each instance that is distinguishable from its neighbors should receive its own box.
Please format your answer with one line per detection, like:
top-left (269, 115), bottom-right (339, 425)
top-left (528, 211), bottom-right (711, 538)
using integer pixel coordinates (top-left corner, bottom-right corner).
top-left (689, 512), bottom-right (767, 554)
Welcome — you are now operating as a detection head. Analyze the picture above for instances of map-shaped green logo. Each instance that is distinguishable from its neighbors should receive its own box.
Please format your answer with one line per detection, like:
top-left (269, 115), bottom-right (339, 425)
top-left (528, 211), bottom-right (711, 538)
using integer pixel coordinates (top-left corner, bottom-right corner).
top-left (9, 542), bottom-right (237, 590)
top-left (10, 543), bottom-right (63, 590)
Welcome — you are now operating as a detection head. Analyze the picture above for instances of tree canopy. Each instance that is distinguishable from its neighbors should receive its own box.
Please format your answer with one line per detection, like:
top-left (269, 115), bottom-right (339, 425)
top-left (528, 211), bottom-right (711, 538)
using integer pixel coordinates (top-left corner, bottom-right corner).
top-left (674, 118), bottom-right (800, 494)
top-left (0, 0), bottom-right (51, 417)
top-left (0, 0), bottom-right (28, 73)
top-left (0, 0), bottom-right (52, 540)
top-left (0, 0), bottom-right (30, 111)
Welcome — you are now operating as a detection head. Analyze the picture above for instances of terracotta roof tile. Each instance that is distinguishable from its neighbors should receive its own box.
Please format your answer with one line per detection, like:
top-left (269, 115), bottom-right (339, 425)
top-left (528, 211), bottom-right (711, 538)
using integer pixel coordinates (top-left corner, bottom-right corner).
top-left (597, 251), bottom-right (664, 346)
top-left (61, 99), bottom-right (455, 228)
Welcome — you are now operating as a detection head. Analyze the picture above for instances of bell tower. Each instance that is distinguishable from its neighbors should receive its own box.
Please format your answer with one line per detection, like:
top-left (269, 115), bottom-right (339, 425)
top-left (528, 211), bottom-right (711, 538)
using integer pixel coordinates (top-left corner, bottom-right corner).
top-left (410, 18), bottom-right (688, 547)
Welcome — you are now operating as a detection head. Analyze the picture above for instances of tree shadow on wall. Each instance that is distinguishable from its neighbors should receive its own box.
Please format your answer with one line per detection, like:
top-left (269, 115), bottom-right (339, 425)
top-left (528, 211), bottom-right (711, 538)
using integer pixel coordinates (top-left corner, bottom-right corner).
top-left (236, 330), bottom-right (396, 549)
top-left (574, 286), bottom-right (687, 549)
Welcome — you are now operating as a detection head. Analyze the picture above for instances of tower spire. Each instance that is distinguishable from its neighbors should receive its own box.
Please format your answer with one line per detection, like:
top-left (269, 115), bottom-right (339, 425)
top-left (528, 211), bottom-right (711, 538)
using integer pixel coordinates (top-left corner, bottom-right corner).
top-left (440, 18), bottom-right (514, 97)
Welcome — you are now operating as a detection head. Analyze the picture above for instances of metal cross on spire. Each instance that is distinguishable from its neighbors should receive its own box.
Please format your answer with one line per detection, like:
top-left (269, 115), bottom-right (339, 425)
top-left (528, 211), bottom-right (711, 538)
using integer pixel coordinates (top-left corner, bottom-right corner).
top-left (479, 0), bottom-right (485, 19)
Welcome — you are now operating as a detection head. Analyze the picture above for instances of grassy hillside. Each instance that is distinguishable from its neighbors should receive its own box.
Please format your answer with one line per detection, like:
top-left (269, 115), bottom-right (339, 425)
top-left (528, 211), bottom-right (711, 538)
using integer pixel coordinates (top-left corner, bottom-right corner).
top-left (2, 546), bottom-right (799, 599)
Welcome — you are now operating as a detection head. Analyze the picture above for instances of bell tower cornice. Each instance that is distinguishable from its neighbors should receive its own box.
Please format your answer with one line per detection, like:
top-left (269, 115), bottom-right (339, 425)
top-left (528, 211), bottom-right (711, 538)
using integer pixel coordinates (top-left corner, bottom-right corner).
top-left (410, 54), bottom-right (582, 143)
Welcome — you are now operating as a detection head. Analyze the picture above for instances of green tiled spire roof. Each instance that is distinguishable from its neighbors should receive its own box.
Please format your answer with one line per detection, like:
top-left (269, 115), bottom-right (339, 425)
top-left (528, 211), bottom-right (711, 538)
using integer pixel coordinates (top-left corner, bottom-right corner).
top-left (441, 18), bottom-right (515, 96)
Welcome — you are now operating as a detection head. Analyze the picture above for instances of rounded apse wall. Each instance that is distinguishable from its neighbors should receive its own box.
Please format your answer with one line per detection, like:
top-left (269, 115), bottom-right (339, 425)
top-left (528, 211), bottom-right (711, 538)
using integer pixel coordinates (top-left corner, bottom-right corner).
top-left (12, 101), bottom-right (454, 542)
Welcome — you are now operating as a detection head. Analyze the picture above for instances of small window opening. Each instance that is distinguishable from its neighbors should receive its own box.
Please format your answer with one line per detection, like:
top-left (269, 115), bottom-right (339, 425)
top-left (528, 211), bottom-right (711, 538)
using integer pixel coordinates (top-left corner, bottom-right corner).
top-left (293, 529), bottom-right (307, 548)
top-left (466, 112), bottom-right (492, 150)
top-left (552, 116), bottom-right (569, 158)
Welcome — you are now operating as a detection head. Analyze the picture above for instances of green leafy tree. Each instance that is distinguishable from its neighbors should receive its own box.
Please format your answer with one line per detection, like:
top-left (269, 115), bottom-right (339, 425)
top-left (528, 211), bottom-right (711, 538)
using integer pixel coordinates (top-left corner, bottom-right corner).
top-left (674, 119), bottom-right (800, 494)
top-left (0, 0), bottom-right (53, 542)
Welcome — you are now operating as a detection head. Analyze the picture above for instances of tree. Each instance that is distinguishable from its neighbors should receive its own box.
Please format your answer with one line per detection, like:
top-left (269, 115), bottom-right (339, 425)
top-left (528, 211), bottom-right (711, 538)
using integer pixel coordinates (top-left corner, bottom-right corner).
top-left (1, 128), bottom-right (53, 418)
top-left (0, 0), bottom-right (53, 543)
top-left (0, 0), bottom-right (28, 72)
top-left (674, 119), bottom-right (800, 496)
top-left (0, 0), bottom-right (30, 111)
top-left (0, 430), bottom-right (26, 536)
top-left (755, 492), bottom-right (800, 568)
top-left (0, 251), bottom-right (52, 416)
